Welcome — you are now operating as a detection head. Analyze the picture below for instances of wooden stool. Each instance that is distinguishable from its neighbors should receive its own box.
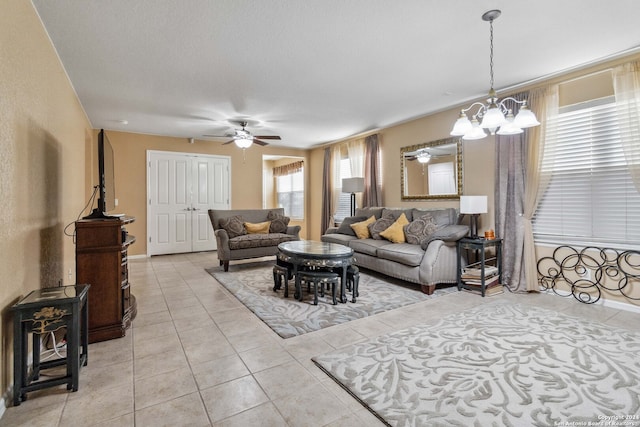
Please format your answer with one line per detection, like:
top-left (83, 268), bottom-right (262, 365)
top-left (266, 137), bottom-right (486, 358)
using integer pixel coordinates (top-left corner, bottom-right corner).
top-left (346, 265), bottom-right (360, 303)
top-left (298, 270), bottom-right (339, 305)
top-left (272, 264), bottom-right (291, 297)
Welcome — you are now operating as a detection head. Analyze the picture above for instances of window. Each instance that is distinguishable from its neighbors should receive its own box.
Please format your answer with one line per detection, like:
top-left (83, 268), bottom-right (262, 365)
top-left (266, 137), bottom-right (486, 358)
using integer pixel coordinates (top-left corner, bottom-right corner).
top-left (276, 169), bottom-right (304, 219)
top-left (533, 97), bottom-right (640, 247)
top-left (334, 158), bottom-right (353, 223)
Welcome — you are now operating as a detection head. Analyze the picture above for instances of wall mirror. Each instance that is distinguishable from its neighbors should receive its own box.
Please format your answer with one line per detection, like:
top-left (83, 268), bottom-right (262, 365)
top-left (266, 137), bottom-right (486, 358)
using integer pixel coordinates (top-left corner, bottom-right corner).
top-left (400, 137), bottom-right (463, 200)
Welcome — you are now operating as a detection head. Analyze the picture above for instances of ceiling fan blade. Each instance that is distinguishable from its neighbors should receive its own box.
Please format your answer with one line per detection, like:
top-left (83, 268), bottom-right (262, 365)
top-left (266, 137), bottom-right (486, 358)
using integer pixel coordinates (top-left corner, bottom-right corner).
top-left (253, 135), bottom-right (281, 140)
top-left (203, 134), bottom-right (230, 138)
top-left (253, 139), bottom-right (270, 146)
top-left (222, 140), bottom-right (234, 145)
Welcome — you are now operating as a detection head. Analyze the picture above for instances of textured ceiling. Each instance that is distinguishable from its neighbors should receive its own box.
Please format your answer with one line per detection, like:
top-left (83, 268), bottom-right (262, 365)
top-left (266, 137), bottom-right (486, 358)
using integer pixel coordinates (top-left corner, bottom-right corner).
top-left (32, 0), bottom-right (640, 148)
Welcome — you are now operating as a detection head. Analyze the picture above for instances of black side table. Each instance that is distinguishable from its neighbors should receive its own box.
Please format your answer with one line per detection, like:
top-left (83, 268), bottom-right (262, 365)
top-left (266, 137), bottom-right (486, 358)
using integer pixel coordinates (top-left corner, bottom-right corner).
top-left (11, 284), bottom-right (90, 406)
top-left (456, 238), bottom-right (503, 296)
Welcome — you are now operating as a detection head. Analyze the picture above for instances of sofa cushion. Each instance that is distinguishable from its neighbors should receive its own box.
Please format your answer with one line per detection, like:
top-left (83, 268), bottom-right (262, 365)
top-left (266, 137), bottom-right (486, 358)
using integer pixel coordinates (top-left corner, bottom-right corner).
top-left (348, 238), bottom-right (390, 256)
top-left (379, 213), bottom-right (410, 243)
top-left (354, 207), bottom-right (384, 219)
top-left (244, 221), bottom-right (271, 234)
top-left (267, 210), bottom-right (290, 233)
top-left (376, 243), bottom-right (425, 267)
top-left (219, 215), bottom-right (247, 238)
top-left (404, 214), bottom-right (439, 245)
top-left (336, 216), bottom-right (368, 236)
top-left (351, 216), bottom-right (376, 239)
top-left (368, 217), bottom-right (395, 240)
top-left (228, 233), bottom-right (296, 250)
top-left (321, 233), bottom-right (358, 246)
top-left (382, 208), bottom-right (414, 222)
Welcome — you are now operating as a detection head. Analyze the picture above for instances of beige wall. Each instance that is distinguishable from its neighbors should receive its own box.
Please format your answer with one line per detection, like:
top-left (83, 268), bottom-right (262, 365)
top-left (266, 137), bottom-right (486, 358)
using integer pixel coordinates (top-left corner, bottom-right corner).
top-left (105, 132), bottom-right (308, 255)
top-left (0, 1), bottom-right (93, 403)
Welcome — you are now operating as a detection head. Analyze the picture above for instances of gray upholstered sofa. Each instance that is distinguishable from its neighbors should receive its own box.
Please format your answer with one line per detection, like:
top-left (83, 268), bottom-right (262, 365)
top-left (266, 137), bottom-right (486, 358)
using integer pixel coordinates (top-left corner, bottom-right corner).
top-left (321, 207), bottom-right (468, 294)
top-left (208, 208), bottom-right (301, 271)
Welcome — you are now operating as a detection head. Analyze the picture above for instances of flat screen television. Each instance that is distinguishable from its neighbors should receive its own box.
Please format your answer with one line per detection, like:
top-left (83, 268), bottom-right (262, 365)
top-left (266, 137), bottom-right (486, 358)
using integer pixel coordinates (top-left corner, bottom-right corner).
top-left (84, 129), bottom-right (117, 219)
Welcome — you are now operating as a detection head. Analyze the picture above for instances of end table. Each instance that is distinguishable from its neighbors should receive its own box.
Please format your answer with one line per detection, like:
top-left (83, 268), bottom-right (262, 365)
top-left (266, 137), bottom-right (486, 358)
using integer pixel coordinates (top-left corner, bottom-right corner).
top-left (456, 238), bottom-right (503, 296)
top-left (11, 284), bottom-right (90, 406)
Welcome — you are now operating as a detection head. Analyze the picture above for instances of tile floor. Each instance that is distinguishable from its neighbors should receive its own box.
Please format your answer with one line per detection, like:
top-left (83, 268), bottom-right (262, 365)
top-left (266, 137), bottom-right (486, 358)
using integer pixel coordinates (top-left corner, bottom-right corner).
top-left (2, 252), bottom-right (639, 426)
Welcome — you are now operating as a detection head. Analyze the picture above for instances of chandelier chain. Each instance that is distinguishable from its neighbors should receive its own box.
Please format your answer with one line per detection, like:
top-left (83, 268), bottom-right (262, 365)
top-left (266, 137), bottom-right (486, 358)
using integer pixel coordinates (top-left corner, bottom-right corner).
top-left (489, 19), bottom-right (494, 90)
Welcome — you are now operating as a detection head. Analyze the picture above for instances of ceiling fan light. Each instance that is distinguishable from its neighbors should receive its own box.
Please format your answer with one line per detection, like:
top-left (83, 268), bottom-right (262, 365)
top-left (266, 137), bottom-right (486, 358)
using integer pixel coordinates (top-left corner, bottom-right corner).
top-left (234, 137), bottom-right (253, 149)
top-left (417, 153), bottom-right (431, 163)
top-left (513, 105), bottom-right (540, 128)
top-left (450, 112), bottom-right (472, 136)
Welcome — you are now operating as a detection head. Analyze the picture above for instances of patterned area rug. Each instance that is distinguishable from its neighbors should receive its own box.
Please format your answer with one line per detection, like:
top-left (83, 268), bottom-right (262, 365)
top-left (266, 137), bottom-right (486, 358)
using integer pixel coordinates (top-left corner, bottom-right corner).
top-left (207, 263), bottom-right (457, 339)
top-left (312, 302), bottom-right (640, 426)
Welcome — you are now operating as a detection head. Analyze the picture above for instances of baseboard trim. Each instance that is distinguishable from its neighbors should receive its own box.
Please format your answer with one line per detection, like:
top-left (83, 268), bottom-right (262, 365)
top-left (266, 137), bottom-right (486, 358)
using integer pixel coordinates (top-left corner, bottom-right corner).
top-left (541, 289), bottom-right (640, 314)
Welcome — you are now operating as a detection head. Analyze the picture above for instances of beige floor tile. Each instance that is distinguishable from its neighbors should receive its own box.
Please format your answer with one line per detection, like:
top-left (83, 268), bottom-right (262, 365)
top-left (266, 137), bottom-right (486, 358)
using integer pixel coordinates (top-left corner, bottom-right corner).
top-left (135, 392), bottom-right (210, 427)
top-left (273, 382), bottom-right (350, 427)
top-left (239, 345), bottom-right (293, 373)
top-left (225, 327), bottom-right (279, 353)
top-left (132, 320), bottom-right (178, 343)
top-left (200, 375), bottom-right (269, 422)
top-left (191, 353), bottom-right (251, 390)
top-left (92, 412), bottom-right (135, 427)
top-left (320, 326), bottom-right (367, 350)
top-left (213, 402), bottom-right (287, 427)
top-left (253, 361), bottom-right (318, 400)
top-left (183, 338), bottom-right (236, 366)
top-left (58, 383), bottom-right (133, 427)
top-left (133, 309), bottom-right (173, 328)
top-left (172, 310), bottom-right (216, 332)
top-left (0, 398), bottom-right (64, 427)
top-left (134, 332), bottom-right (183, 360)
top-left (134, 367), bottom-right (198, 410)
top-left (134, 348), bottom-right (190, 380)
top-left (75, 359), bottom-right (133, 394)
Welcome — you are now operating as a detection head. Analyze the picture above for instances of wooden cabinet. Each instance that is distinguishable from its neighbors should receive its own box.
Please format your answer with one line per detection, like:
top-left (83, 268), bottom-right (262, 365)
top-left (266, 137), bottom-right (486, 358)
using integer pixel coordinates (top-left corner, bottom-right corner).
top-left (75, 216), bottom-right (136, 343)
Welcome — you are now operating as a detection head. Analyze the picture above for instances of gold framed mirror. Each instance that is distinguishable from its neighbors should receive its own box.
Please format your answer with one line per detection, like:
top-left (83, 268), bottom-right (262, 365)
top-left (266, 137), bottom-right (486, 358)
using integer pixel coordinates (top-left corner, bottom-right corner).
top-left (400, 137), bottom-right (463, 200)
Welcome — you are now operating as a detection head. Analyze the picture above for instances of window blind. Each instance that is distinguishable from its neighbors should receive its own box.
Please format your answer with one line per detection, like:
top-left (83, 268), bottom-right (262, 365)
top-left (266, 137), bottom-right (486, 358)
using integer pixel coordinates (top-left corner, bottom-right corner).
top-left (533, 97), bottom-right (640, 247)
top-left (276, 169), bottom-right (304, 219)
top-left (334, 158), bottom-right (353, 223)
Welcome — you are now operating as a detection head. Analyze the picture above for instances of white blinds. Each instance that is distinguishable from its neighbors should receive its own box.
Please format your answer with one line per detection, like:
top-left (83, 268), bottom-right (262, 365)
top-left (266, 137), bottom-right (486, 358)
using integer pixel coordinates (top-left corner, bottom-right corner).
top-left (276, 169), bottom-right (304, 219)
top-left (533, 97), bottom-right (640, 247)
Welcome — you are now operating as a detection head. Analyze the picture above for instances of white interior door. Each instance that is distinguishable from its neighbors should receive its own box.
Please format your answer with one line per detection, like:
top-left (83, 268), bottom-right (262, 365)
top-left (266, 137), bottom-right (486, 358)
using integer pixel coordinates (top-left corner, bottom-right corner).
top-left (428, 162), bottom-right (456, 195)
top-left (148, 151), bottom-right (230, 256)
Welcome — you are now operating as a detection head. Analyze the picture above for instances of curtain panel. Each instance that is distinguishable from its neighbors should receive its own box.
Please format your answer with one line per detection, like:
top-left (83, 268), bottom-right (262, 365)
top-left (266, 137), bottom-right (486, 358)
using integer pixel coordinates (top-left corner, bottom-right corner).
top-left (612, 60), bottom-right (640, 191)
top-left (321, 148), bottom-right (333, 235)
top-left (363, 134), bottom-right (382, 207)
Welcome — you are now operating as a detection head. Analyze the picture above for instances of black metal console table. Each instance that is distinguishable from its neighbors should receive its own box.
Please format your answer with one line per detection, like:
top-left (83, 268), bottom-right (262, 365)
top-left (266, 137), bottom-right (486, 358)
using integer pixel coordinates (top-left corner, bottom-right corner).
top-left (11, 284), bottom-right (90, 405)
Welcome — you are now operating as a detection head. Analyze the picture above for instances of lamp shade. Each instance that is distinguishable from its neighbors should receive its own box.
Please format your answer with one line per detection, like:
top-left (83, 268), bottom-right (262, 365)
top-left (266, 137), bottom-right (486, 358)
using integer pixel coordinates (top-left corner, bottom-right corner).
top-left (234, 137), bottom-right (253, 148)
top-left (460, 195), bottom-right (488, 214)
top-left (342, 177), bottom-right (365, 193)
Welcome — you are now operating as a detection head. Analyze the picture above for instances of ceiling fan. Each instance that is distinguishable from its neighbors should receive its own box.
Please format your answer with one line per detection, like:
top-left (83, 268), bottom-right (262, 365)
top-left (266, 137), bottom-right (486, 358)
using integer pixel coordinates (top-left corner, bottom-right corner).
top-left (203, 121), bottom-right (281, 148)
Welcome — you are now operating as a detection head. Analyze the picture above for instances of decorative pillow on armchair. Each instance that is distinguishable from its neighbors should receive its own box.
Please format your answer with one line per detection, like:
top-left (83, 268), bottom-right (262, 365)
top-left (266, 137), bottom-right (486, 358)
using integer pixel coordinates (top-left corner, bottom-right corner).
top-left (218, 215), bottom-right (247, 238)
top-left (267, 210), bottom-right (290, 233)
top-left (404, 214), bottom-right (439, 245)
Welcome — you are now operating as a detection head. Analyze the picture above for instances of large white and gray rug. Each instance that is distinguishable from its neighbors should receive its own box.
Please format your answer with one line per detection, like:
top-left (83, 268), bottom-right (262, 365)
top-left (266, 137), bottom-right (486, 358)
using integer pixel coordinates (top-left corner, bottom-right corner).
top-left (207, 263), bottom-right (457, 339)
top-left (312, 302), bottom-right (640, 426)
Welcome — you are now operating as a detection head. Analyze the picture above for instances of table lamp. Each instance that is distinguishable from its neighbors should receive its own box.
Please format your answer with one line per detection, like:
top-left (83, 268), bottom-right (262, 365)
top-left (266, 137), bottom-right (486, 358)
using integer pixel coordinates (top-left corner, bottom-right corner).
top-left (342, 177), bottom-right (365, 217)
top-left (460, 195), bottom-right (487, 238)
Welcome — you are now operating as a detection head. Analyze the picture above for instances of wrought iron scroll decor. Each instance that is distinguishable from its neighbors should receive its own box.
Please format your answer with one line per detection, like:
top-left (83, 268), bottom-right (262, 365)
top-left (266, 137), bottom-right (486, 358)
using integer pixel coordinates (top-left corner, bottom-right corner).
top-left (537, 246), bottom-right (640, 304)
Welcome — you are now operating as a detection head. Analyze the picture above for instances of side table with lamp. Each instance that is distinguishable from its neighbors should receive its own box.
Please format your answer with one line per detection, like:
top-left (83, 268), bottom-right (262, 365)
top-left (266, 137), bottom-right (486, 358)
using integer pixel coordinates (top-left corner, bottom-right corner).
top-left (342, 177), bottom-right (364, 217)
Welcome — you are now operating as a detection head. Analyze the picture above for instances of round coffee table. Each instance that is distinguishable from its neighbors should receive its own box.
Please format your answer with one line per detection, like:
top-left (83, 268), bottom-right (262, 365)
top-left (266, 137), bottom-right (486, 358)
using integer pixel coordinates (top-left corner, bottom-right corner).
top-left (277, 241), bottom-right (354, 303)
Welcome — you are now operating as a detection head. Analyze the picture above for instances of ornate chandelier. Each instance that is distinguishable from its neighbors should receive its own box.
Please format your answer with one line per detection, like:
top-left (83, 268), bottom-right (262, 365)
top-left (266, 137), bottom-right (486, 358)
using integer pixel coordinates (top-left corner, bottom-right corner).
top-left (450, 10), bottom-right (540, 140)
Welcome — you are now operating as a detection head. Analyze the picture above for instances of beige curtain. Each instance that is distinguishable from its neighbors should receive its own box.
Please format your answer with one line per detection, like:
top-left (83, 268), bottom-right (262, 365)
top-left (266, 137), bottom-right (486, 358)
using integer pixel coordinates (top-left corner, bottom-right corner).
top-left (363, 134), bottom-right (382, 207)
top-left (522, 85), bottom-right (559, 292)
top-left (612, 60), bottom-right (640, 191)
top-left (321, 148), bottom-right (333, 234)
top-left (347, 138), bottom-right (365, 209)
top-left (330, 145), bottom-right (342, 220)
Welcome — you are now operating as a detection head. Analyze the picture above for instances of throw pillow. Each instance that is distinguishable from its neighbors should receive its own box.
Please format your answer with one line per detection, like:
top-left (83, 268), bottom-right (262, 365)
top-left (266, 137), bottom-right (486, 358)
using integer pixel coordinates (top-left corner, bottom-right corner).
top-left (379, 213), bottom-right (410, 243)
top-left (350, 216), bottom-right (376, 239)
top-left (404, 214), bottom-right (439, 245)
top-left (267, 210), bottom-right (290, 233)
top-left (368, 217), bottom-right (395, 240)
top-left (336, 216), bottom-right (367, 236)
top-left (244, 221), bottom-right (271, 234)
top-left (218, 215), bottom-right (246, 238)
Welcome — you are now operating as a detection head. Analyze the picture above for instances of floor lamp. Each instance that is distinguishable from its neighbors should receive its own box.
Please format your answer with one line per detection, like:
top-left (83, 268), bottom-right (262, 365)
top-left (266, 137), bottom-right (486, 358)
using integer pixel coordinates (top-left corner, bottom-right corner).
top-left (460, 195), bottom-right (487, 239)
top-left (342, 177), bottom-right (365, 217)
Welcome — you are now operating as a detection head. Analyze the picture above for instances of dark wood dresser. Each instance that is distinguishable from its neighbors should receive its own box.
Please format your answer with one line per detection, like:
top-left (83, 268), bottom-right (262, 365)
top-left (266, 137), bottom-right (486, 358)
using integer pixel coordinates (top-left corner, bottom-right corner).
top-left (75, 216), bottom-right (136, 343)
